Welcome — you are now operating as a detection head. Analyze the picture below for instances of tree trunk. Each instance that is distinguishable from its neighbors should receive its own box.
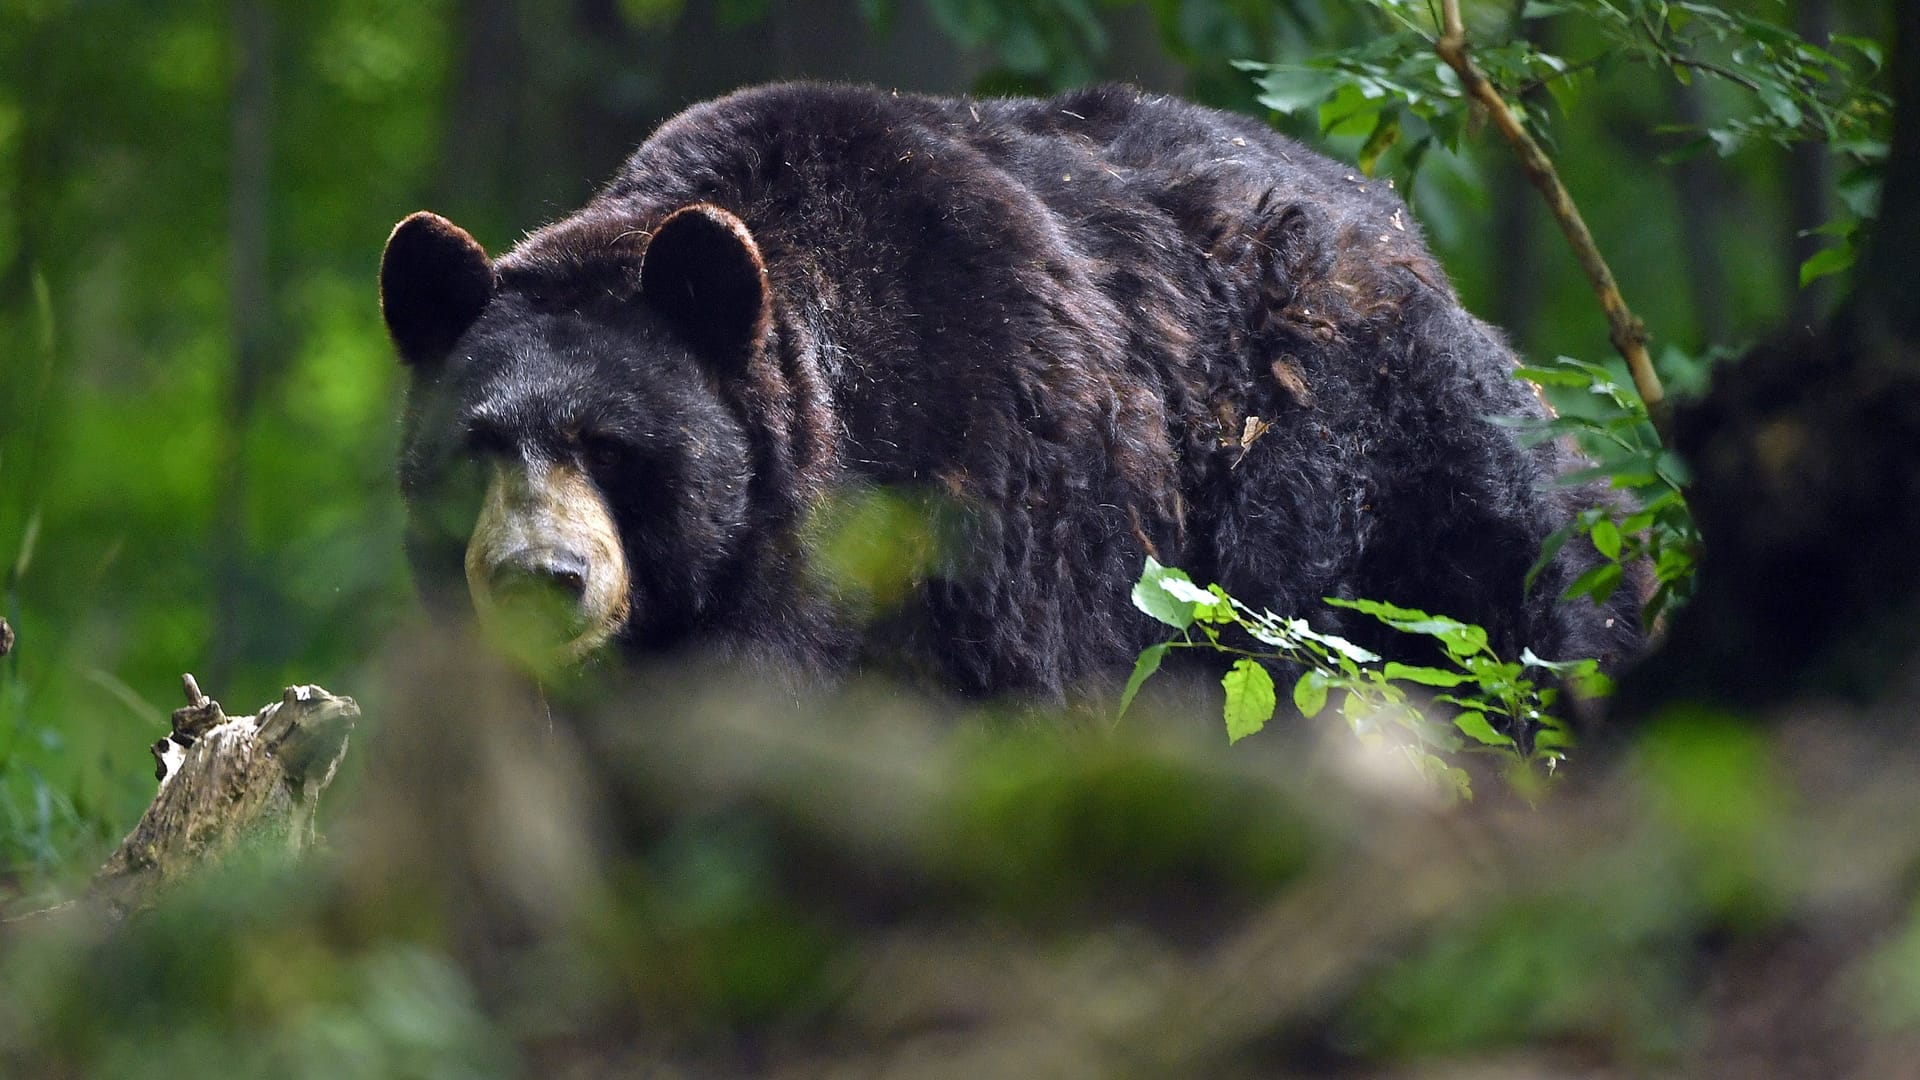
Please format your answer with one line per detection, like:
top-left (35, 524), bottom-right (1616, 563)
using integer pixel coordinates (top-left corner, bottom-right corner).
top-left (210, 0), bottom-right (275, 687)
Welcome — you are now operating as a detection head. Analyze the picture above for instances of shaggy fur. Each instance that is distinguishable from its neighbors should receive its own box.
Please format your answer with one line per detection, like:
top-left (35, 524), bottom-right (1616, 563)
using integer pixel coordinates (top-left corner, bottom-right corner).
top-left (393, 82), bottom-right (1642, 697)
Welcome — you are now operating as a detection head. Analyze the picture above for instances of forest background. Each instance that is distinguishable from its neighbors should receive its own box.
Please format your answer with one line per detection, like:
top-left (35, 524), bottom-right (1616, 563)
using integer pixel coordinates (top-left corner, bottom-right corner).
top-left (0, 0), bottom-right (1909, 1075)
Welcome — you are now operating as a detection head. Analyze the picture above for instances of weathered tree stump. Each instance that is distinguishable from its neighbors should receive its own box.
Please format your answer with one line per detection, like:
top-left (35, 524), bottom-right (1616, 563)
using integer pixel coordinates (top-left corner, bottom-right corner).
top-left (90, 675), bottom-right (359, 918)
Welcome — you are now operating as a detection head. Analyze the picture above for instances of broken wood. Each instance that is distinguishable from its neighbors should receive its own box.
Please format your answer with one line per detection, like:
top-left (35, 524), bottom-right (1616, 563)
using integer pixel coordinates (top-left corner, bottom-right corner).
top-left (89, 675), bottom-right (359, 919)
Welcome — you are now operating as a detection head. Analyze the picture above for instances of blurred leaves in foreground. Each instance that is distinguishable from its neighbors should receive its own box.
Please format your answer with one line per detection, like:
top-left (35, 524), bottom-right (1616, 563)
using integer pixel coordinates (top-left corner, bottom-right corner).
top-left (5, 631), bottom-right (1920, 1077)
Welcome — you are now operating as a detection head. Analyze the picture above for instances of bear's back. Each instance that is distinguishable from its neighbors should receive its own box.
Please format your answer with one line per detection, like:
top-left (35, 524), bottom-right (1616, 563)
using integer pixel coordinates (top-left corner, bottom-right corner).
top-left (592, 83), bottom-right (1428, 322)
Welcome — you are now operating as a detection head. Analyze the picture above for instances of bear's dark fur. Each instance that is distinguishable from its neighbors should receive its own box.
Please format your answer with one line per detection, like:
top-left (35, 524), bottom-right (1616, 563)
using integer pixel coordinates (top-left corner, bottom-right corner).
top-left (384, 82), bottom-right (1642, 698)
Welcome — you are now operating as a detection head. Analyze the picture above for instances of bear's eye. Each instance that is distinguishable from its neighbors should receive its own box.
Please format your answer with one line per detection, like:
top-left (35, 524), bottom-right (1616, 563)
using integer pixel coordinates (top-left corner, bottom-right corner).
top-left (581, 434), bottom-right (626, 472)
top-left (465, 425), bottom-right (514, 460)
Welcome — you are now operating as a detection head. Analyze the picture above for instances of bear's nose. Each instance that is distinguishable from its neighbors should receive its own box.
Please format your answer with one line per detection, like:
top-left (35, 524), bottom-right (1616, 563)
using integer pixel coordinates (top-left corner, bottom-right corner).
top-left (489, 548), bottom-right (590, 602)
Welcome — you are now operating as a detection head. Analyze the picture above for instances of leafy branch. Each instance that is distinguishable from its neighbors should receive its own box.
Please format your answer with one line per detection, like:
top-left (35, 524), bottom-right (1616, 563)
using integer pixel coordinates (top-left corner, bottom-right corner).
top-left (1434, 0), bottom-right (1669, 441)
top-left (1239, 0), bottom-right (1893, 443)
top-left (1121, 559), bottom-right (1607, 800)
top-left (1509, 356), bottom-right (1700, 628)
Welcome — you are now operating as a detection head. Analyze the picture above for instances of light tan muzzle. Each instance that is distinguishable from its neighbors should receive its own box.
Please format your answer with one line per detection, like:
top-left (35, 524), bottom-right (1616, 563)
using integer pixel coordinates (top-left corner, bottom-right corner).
top-left (465, 460), bottom-right (630, 666)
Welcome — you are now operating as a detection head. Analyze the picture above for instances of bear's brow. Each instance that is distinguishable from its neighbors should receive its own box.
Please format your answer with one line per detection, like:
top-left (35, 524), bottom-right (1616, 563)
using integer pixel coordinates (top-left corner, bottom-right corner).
top-left (465, 393), bottom-right (603, 450)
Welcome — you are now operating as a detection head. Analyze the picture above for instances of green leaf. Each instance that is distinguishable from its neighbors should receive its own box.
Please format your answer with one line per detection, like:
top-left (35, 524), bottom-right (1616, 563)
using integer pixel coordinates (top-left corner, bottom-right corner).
top-left (1799, 243), bottom-right (1854, 287)
top-left (1563, 561), bottom-right (1624, 603)
top-left (1590, 518), bottom-right (1622, 560)
top-left (1319, 83), bottom-right (1382, 137)
top-left (1658, 135), bottom-right (1715, 165)
top-left (1293, 670), bottom-right (1330, 718)
top-left (1357, 111), bottom-right (1401, 177)
top-left (1117, 643), bottom-right (1167, 719)
top-left (1837, 168), bottom-right (1882, 217)
top-left (1513, 365), bottom-right (1594, 389)
top-left (1409, 751), bottom-right (1473, 802)
top-left (1734, 14), bottom-right (1795, 47)
top-left (1383, 662), bottom-right (1473, 687)
top-left (1223, 659), bottom-right (1277, 744)
top-left (1525, 522), bottom-right (1576, 595)
top-left (1757, 85), bottom-right (1803, 130)
top-left (1574, 670), bottom-right (1615, 698)
top-left (1342, 685), bottom-right (1374, 725)
top-left (1833, 34), bottom-right (1884, 71)
top-left (1323, 595), bottom-right (1432, 624)
top-left (1427, 104), bottom-right (1465, 150)
top-left (1132, 557), bottom-right (1197, 629)
top-left (1532, 727), bottom-right (1575, 752)
top-left (1252, 66), bottom-right (1336, 116)
top-left (1706, 127), bottom-right (1744, 156)
top-left (1454, 711), bottom-right (1515, 747)
top-left (1520, 0), bottom-right (1575, 18)
top-left (1285, 618), bottom-right (1382, 663)
top-left (1325, 597), bottom-right (1488, 657)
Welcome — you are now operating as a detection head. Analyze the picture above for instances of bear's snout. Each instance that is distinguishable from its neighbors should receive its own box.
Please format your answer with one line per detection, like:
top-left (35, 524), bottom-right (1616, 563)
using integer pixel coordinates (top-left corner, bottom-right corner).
top-left (464, 460), bottom-right (631, 667)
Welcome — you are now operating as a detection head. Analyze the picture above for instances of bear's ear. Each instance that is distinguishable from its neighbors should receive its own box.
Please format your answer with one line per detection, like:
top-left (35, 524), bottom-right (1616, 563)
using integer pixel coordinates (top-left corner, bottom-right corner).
top-left (381, 211), bottom-right (494, 367)
top-left (640, 203), bottom-right (770, 371)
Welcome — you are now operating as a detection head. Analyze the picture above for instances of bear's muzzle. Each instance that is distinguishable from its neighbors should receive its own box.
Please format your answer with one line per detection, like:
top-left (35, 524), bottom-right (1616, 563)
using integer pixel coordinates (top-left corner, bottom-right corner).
top-left (465, 460), bottom-right (630, 667)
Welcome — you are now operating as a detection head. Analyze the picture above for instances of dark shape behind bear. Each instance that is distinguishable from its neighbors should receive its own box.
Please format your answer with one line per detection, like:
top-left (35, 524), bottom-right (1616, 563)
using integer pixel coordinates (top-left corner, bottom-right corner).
top-left (382, 82), bottom-right (1641, 699)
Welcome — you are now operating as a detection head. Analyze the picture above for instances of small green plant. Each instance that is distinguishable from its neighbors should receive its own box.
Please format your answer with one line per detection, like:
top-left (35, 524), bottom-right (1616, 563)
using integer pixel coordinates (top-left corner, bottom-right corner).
top-left (1122, 558), bottom-right (1609, 799)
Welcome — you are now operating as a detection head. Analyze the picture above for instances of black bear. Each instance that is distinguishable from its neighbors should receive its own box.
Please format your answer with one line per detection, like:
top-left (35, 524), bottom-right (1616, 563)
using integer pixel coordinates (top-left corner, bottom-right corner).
top-left (381, 82), bottom-right (1641, 697)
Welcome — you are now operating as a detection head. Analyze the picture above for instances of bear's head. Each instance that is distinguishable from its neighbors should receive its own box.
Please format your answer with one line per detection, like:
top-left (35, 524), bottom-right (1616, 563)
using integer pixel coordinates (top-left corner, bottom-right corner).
top-left (380, 204), bottom-right (770, 668)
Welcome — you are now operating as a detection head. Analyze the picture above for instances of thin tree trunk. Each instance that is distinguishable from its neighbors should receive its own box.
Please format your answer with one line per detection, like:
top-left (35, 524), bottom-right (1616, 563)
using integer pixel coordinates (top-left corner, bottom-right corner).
top-left (1667, 77), bottom-right (1731, 350)
top-left (1861, 0), bottom-right (1919, 349)
top-left (1488, 157), bottom-right (1540, 349)
top-left (438, 0), bottom-right (528, 231)
top-left (211, 0), bottom-right (274, 687)
top-left (1787, 0), bottom-right (1834, 332)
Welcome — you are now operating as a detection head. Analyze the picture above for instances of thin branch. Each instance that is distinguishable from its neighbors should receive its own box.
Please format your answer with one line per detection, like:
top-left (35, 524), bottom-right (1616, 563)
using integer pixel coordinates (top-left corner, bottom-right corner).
top-left (1436, 0), bottom-right (1673, 443)
top-left (1665, 55), bottom-right (1766, 94)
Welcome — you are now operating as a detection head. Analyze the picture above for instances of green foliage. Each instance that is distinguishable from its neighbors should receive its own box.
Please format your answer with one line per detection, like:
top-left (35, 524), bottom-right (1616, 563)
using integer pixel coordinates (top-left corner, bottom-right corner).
top-left (1126, 558), bottom-right (1604, 799)
top-left (806, 487), bottom-right (958, 618)
top-left (941, 733), bottom-right (1315, 918)
top-left (1347, 891), bottom-right (1692, 1058)
top-left (1, 858), bottom-right (514, 1079)
top-left (1239, 0), bottom-right (1888, 164)
top-left (1510, 355), bottom-right (1700, 628)
top-left (921, 0), bottom-right (1111, 84)
top-left (1236, 0), bottom-right (1890, 285)
top-left (0, 0), bottom-right (444, 904)
top-left (1634, 707), bottom-right (1797, 925)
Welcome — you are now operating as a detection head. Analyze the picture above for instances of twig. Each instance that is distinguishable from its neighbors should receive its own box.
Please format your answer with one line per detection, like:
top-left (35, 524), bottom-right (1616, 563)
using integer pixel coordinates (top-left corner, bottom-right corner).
top-left (1665, 56), bottom-right (1766, 94)
top-left (1436, 0), bottom-right (1673, 444)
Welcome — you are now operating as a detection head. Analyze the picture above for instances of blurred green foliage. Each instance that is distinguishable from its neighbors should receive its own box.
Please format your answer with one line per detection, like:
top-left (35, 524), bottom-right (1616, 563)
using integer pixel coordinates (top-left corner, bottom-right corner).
top-left (2, 0), bottom-right (449, 896)
top-left (2, 659), bottom-right (1916, 1075)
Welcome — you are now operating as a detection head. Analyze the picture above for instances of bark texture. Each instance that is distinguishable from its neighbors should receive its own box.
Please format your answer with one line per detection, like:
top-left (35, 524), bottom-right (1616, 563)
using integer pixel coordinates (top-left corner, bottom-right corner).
top-left (90, 677), bottom-right (358, 918)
